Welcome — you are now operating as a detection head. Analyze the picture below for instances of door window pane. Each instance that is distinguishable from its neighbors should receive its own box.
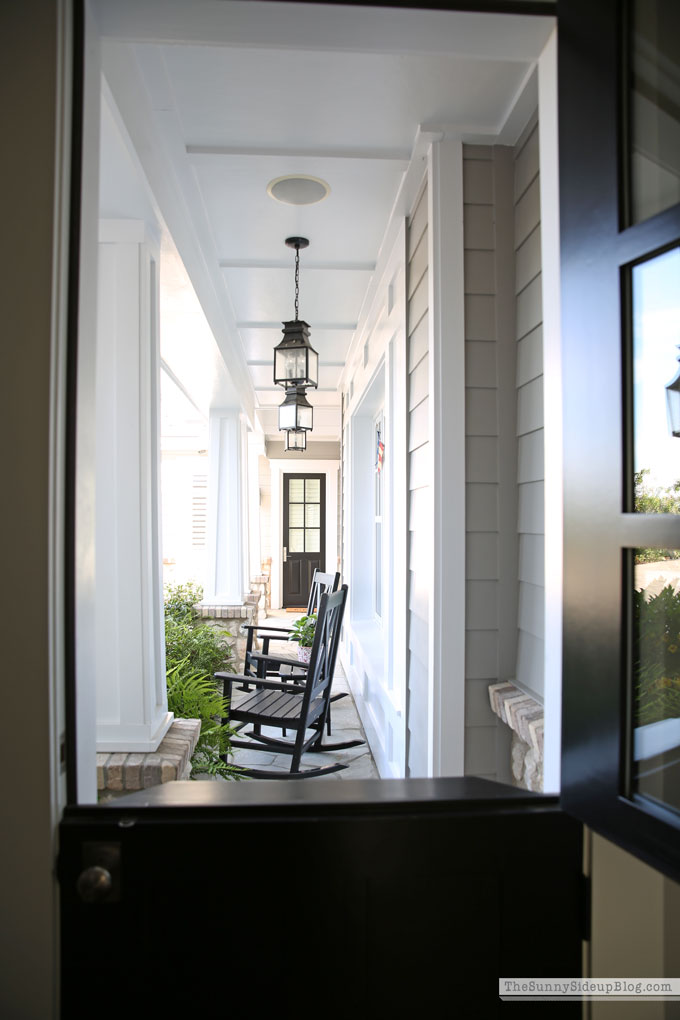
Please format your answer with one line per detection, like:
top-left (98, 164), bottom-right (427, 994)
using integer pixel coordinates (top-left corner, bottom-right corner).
top-left (631, 246), bottom-right (680, 514)
top-left (288, 503), bottom-right (304, 528)
top-left (289, 529), bottom-right (304, 553)
top-left (633, 553), bottom-right (680, 815)
top-left (289, 478), bottom-right (304, 502)
top-left (628, 0), bottom-right (680, 224)
top-left (305, 504), bottom-right (320, 528)
top-left (305, 478), bottom-right (320, 502)
top-left (305, 529), bottom-right (320, 554)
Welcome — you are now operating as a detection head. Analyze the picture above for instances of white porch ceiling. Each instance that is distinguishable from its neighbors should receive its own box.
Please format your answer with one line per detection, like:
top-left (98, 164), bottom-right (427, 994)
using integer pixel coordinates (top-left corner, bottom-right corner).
top-left (96, 0), bottom-right (554, 440)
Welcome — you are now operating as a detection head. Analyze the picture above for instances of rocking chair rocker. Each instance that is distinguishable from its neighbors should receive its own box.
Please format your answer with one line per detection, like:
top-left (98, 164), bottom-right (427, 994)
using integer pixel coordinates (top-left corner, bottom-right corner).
top-left (216, 585), bottom-right (363, 779)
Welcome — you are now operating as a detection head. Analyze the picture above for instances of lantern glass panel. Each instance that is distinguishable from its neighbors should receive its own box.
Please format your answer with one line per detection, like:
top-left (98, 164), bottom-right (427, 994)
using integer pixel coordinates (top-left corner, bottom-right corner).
top-left (285, 430), bottom-right (307, 452)
top-left (308, 349), bottom-right (319, 387)
top-left (278, 399), bottom-right (297, 431)
top-left (297, 401), bottom-right (313, 431)
top-left (275, 347), bottom-right (307, 385)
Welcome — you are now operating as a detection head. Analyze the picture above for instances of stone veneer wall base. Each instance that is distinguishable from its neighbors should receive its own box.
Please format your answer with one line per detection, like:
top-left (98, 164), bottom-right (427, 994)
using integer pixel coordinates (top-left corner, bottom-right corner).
top-left (97, 718), bottom-right (201, 800)
top-left (488, 681), bottom-right (544, 792)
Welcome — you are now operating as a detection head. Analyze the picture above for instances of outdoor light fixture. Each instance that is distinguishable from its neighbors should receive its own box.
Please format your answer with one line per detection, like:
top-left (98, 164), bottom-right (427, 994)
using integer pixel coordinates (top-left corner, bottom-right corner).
top-left (667, 347), bottom-right (680, 438)
top-left (273, 237), bottom-right (319, 389)
top-left (278, 385), bottom-right (313, 432)
top-left (285, 429), bottom-right (307, 452)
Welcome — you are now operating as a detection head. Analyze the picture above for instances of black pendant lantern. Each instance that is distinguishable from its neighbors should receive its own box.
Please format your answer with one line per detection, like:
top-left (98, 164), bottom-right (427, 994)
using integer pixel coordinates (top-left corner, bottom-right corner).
top-left (273, 237), bottom-right (319, 389)
top-left (666, 346), bottom-right (680, 437)
top-left (285, 429), bottom-right (307, 452)
top-left (278, 385), bottom-right (313, 432)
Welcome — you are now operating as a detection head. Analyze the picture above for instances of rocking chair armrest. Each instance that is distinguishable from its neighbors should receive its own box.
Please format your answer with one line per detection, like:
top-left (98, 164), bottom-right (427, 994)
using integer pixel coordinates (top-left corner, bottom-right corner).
top-left (240, 623), bottom-right (293, 636)
top-left (247, 651), bottom-right (309, 671)
top-left (215, 671), bottom-right (303, 695)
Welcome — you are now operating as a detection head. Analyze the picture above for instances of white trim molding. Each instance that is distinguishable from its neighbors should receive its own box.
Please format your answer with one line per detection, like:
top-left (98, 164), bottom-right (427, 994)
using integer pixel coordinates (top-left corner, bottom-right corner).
top-left (428, 137), bottom-right (467, 777)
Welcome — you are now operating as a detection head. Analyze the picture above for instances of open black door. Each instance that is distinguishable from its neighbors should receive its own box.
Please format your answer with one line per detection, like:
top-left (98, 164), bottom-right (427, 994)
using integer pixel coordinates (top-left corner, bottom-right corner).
top-left (559, 0), bottom-right (680, 881)
top-left (58, 4), bottom-right (586, 1017)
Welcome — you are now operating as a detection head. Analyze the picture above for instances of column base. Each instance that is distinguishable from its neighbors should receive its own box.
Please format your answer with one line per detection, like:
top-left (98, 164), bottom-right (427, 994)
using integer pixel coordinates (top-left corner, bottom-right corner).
top-left (97, 718), bottom-right (201, 800)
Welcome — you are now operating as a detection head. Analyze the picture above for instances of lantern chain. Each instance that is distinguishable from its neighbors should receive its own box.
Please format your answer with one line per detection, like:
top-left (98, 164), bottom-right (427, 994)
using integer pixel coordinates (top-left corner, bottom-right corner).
top-left (294, 243), bottom-right (300, 321)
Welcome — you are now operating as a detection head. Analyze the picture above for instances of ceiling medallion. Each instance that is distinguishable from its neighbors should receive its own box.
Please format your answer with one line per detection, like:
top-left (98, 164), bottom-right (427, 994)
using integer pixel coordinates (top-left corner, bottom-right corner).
top-left (267, 174), bottom-right (330, 206)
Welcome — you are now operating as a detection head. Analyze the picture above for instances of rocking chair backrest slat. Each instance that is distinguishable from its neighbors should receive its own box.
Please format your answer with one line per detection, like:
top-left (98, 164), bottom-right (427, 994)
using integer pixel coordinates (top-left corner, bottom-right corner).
top-left (306, 569), bottom-right (340, 616)
top-left (301, 585), bottom-right (347, 715)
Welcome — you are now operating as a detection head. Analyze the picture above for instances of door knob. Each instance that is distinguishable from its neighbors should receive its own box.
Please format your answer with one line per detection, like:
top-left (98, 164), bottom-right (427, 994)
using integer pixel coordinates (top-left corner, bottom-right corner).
top-left (76, 865), bottom-right (113, 903)
top-left (283, 546), bottom-right (288, 562)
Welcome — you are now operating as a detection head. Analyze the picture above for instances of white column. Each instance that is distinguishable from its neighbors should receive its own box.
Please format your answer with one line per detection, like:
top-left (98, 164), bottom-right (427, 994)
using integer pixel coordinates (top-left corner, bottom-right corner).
top-left (95, 219), bottom-right (171, 752)
top-left (248, 431), bottom-right (266, 582)
top-left (204, 408), bottom-right (245, 603)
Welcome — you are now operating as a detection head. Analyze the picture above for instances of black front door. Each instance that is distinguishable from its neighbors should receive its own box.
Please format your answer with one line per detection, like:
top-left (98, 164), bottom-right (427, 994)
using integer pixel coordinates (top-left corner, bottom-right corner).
top-left (282, 473), bottom-right (325, 608)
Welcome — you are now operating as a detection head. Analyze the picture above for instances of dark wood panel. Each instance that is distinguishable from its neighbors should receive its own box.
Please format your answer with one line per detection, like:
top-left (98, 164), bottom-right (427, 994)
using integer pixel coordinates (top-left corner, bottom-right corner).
top-left (59, 778), bottom-right (581, 1019)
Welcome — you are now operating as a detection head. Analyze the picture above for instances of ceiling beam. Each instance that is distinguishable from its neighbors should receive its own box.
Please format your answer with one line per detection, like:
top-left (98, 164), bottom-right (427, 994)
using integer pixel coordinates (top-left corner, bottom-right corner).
top-left (237, 321), bottom-right (357, 331)
top-left (219, 259), bottom-right (375, 272)
top-left (186, 145), bottom-right (411, 166)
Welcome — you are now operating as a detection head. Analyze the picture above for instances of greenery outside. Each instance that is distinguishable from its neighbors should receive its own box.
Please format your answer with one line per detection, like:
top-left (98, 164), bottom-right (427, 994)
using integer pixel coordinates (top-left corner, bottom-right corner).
top-left (634, 470), bottom-right (680, 563)
top-left (634, 584), bottom-right (680, 727)
top-left (164, 581), bottom-right (242, 779)
top-left (288, 612), bottom-right (317, 648)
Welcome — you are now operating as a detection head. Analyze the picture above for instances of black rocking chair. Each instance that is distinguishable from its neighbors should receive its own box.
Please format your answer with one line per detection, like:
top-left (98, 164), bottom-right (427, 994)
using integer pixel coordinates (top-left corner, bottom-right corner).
top-left (239, 569), bottom-right (340, 686)
top-left (216, 585), bottom-right (363, 779)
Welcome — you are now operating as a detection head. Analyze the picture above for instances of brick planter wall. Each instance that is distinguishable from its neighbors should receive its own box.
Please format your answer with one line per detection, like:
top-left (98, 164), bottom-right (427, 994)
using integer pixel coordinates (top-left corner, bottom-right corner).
top-left (97, 718), bottom-right (201, 800)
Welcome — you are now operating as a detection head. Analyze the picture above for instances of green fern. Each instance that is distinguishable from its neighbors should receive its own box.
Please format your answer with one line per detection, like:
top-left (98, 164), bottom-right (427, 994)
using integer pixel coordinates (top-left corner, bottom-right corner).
top-left (166, 660), bottom-right (244, 780)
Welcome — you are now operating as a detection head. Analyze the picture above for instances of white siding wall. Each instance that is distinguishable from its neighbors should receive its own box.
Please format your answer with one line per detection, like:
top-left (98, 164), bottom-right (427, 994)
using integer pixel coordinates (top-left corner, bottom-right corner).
top-left (406, 182), bottom-right (431, 776)
top-left (514, 116), bottom-right (545, 701)
top-left (463, 144), bottom-right (518, 780)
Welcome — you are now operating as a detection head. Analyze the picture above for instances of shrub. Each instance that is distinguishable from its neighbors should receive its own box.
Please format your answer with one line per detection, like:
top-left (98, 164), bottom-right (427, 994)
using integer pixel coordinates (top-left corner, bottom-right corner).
top-left (634, 471), bottom-right (680, 564)
top-left (164, 581), bottom-right (241, 779)
top-left (634, 584), bottom-right (680, 726)
top-left (163, 581), bottom-right (236, 677)
top-left (166, 661), bottom-right (242, 779)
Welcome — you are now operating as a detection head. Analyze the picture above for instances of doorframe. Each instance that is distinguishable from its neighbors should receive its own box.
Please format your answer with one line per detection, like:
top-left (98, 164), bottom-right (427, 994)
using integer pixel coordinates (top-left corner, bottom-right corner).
top-left (269, 459), bottom-right (339, 610)
top-left (281, 471), bottom-right (327, 608)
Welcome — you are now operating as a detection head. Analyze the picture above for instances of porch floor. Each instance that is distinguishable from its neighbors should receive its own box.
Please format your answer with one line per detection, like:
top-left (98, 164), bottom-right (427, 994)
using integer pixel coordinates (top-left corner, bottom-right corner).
top-left (223, 609), bottom-right (379, 781)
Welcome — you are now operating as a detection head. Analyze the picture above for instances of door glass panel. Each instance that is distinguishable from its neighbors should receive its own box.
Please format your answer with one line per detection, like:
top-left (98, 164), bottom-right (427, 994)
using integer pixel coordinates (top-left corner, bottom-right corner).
top-left (628, 0), bottom-right (680, 225)
top-left (632, 246), bottom-right (680, 514)
top-left (305, 478), bottom-right (320, 502)
top-left (289, 503), bottom-right (304, 528)
top-left (305, 504), bottom-right (320, 528)
top-left (289, 478), bottom-right (304, 502)
top-left (305, 529), bottom-right (320, 554)
top-left (289, 529), bottom-right (304, 553)
top-left (633, 552), bottom-right (680, 814)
